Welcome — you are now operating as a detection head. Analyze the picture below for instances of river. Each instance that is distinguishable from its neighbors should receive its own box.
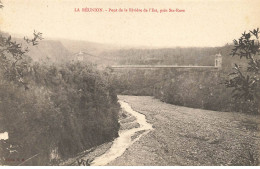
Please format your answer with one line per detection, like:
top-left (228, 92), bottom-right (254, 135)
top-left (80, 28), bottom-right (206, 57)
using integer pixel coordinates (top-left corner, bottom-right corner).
top-left (91, 100), bottom-right (153, 166)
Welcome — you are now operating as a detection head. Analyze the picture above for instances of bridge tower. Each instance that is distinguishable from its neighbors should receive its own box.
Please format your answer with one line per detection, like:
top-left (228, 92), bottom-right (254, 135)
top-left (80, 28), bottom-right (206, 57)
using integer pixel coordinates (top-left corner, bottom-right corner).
top-left (215, 53), bottom-right (222, 69)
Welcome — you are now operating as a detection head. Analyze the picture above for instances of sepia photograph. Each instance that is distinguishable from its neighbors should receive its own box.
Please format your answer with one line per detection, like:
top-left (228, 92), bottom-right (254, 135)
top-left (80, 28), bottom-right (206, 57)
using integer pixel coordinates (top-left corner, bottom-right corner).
top-left (0, 0), bottom-right (259, 166)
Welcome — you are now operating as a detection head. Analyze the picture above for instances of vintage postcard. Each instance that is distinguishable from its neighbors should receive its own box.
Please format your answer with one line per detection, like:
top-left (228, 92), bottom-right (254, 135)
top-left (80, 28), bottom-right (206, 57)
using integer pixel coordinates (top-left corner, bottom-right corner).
top-left (0, 0), bottom-right (260, 166)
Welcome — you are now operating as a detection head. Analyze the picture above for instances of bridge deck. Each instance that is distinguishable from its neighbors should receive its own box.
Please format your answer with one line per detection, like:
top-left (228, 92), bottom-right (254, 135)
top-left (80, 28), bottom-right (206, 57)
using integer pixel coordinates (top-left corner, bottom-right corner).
top-left (111, 65), bottom-right (218, 69)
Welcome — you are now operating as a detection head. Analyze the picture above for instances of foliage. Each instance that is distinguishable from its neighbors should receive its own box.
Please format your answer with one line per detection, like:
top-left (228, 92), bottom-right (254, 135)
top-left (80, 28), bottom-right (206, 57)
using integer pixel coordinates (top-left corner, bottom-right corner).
top-left (0, 1), bottom-right (3, 9)
top-left (113, 68), bottom-right (257, 114)
top-left (0, 47), bottom-right (120, 166)
top-left (0, 40), bottom-right (120, 165)
top-left (0, 31), bottom-right (43, 89)
top-left (110, 36), bottom-right (258, 114)
top-left (225, 28), bottom-right (260, 113)
top-left (0, 4), bottom-right (120, 165)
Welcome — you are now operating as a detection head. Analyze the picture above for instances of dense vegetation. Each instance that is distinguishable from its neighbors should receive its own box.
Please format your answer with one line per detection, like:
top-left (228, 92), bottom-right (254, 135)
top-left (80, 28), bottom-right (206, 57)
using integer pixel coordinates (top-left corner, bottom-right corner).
top-left (225, 28), bottom-right (260, 113)
top-left (112, 69), bottom-right (254, 113)
top-left (101, 45), bottom-right (235, 67)
top-left (111, 43), bottom-right (259, 114)
top-left (0, 31), bottom-right (120, 165)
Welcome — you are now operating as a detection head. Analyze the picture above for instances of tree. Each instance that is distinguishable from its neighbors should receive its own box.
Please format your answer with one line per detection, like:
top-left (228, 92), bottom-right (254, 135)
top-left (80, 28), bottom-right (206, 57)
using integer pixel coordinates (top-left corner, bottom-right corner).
top-left (225, 28), bottom-right (260, 113)
top-left (1, 0), bottom-right (43, 89)
top-left (0, 1), bottom-right (3, 9)
top-left (0, 30), bottom-right (43, 89)
top-left (0, 2), bottom-right (120, 165)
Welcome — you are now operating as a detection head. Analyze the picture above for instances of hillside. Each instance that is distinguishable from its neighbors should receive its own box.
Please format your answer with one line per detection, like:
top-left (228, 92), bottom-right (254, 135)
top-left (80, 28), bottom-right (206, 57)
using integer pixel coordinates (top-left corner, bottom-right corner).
top-left (1, 30), bottom-right (250, 71)
top-left (60, 39), bottom-right (118, 54)
top-left (60, 39), bottom-right (125, 66)
top-left (27, 40), bottom-right (72, 63)
top-left (100, 45), bottom-right (244, 70)
top-left (26, 42), bottom-right (245, 69)
top-left (1, 31), bottom-right (244, 69)
top-left (0, 31), bottom-right (121, 166)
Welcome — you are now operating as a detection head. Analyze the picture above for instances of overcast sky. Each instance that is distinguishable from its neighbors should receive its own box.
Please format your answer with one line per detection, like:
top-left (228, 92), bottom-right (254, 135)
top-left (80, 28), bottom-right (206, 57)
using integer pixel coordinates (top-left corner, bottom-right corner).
top-left (0, 0), bottom-right (259, 47)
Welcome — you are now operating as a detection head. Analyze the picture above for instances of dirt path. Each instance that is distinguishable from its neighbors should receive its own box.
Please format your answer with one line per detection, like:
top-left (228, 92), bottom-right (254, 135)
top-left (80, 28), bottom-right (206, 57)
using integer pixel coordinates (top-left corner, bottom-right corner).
top-left (107, 95), bottom-right (260, 166)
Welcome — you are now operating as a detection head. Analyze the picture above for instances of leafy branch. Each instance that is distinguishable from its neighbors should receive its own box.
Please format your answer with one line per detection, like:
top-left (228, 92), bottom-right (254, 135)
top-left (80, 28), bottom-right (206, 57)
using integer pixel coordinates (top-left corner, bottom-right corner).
top-left (0, 1), bottom-right (3, 9)
top-left (225, 28), bottom-right (260, 111)
top-left (24, 30), bottom-right (44, 46)
top-left (0, 31), bottom-right (43, 89)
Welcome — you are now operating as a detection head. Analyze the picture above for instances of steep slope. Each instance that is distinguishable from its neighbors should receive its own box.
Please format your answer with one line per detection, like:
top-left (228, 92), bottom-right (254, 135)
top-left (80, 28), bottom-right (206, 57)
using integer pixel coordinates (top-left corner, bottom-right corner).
top-left (27, 40), bottom-right (72, 63)
top-left (60, 39), bottom-right (121, 66)
top-left (0, 31), bottom-right (72, 64)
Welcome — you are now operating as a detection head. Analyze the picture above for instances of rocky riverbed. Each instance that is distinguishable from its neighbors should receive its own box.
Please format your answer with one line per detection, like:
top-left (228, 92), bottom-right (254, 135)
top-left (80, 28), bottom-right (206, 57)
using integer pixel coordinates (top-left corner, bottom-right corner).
top-left (108, 95), bottom-right (260, 166)
top-left (61, 95), bottom-right (260, 166)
